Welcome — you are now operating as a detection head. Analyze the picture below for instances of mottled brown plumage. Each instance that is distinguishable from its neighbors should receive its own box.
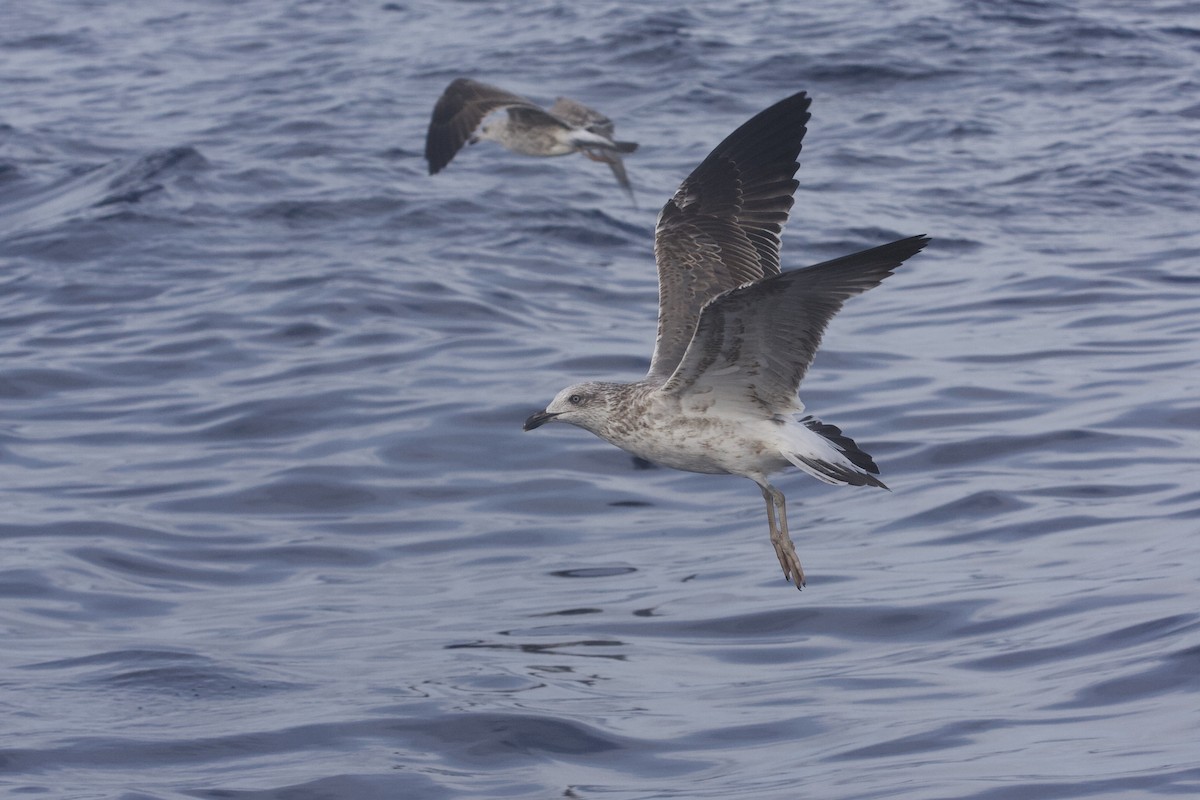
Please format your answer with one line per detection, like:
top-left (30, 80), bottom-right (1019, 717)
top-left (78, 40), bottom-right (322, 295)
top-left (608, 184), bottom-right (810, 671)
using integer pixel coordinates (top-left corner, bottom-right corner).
top-left (648, 93), bottom-right (811, 381)
top-left (524, 91), bottom-right (929, 589)
top-left (424, 78), bottom-right (638, 201)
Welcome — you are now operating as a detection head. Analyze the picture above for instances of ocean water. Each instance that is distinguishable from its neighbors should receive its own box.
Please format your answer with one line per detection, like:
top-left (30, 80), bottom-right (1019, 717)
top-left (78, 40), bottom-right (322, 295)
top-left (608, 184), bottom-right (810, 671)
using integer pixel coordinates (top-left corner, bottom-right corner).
top-left (2, 1), bottom-right (1199, 798)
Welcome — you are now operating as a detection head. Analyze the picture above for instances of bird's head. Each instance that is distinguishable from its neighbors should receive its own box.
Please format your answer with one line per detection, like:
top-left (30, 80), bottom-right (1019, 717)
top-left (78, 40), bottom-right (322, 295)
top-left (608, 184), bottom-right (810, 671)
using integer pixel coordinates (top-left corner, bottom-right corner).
top-left (523, 382), bottom-right (617, 436)
top-left (474, 120), bottom-right (500, 144)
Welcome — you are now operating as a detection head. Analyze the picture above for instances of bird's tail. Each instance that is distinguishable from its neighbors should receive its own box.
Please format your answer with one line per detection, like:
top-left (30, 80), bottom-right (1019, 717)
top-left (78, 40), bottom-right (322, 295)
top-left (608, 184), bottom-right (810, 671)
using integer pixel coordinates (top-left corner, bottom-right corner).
top-left (780, 416), bottom-right (888, 489)
top-left (571, 129), bottom-right (638, 154)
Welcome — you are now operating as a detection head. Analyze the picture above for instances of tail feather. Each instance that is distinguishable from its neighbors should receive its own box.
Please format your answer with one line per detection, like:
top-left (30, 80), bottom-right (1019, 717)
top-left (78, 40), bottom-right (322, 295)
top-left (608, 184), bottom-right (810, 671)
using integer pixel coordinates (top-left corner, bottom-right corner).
top-left (803, 417), bottom-right (881, 475)
top-left (780, 416), bottom-right (889, 489)
top-left (571, 129), bottom-right (638, 154)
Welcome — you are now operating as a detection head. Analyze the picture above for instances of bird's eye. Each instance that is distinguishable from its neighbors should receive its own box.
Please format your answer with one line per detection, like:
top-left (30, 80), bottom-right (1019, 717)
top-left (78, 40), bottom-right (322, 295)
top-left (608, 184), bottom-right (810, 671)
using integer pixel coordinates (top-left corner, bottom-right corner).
top-left (568, 394), bottom-right (583, 405)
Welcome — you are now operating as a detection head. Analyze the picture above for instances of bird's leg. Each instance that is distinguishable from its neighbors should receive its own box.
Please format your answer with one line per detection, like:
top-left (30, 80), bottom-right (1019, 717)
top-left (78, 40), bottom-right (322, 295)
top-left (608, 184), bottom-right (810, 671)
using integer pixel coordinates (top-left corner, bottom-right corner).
top-left (773, 487), bottom-right (805, 589)
top-left (760, 484), bottom-right (781, 564)
top-left (580, 148), bottom-right (611, 163)
top-left (761, 484), bottom-right (804, 589)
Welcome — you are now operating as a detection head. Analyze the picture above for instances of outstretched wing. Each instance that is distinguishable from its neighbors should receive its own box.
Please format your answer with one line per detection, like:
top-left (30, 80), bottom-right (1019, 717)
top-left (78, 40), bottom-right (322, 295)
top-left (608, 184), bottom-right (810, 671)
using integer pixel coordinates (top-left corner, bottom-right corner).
top-left (595, 150), bottom-right (636, 205)
top-left (660, 236), bottom-right (931, 414)
top-left (424, 78), bottom-right (541, 174)
top-left (504, 104), bottom-right (573, 130)
top-left (549, 96), bottom-right (616, 136)
top-left (647, 91), bottom-right (812, 382)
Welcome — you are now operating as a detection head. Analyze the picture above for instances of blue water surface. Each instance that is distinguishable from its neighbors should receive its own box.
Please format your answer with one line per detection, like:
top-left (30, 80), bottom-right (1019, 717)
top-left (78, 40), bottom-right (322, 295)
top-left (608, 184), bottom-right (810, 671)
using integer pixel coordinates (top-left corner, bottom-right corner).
top-left (2, 1), bottom-right (1199, 798)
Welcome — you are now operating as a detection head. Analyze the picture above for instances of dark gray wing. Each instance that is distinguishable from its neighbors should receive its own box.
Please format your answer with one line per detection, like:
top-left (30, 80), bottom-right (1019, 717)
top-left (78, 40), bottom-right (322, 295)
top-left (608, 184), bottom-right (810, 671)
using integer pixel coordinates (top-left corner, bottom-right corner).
top-left (425, 78), bottom-right (542, 174)
top-left (504, 104), bottom-right (573, 130)
top-left (659, 236), bottom-right (931, 414)
top-left (548, 96), bottom-right (615, 136)
top-left (595, 150), bottom-right (635, 204)
top-left (646, 91), bottom-right (812, 382)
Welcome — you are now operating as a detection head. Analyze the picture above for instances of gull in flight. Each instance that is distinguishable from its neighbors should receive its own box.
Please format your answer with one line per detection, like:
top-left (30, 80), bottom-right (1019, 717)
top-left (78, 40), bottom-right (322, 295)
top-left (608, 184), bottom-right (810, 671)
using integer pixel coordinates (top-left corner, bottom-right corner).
top-left (424, 77), bottom-right (638, 204)
top-left (524, 91), bottom-right (929, 589)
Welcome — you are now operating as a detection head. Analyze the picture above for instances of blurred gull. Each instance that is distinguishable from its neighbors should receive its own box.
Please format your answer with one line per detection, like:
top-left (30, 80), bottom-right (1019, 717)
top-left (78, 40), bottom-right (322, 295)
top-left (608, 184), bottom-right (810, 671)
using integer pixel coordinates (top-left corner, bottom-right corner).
top-left (424, 77), bottom-right (639, 204)
top-left (524, 91), bottom-right (929, 589)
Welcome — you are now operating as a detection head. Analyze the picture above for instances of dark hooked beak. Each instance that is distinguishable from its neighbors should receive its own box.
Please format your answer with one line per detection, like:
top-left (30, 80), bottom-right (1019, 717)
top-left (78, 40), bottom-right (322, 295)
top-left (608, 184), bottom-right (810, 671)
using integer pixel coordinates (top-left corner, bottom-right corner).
top-left (523, 409), bottom-right (559, 431)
